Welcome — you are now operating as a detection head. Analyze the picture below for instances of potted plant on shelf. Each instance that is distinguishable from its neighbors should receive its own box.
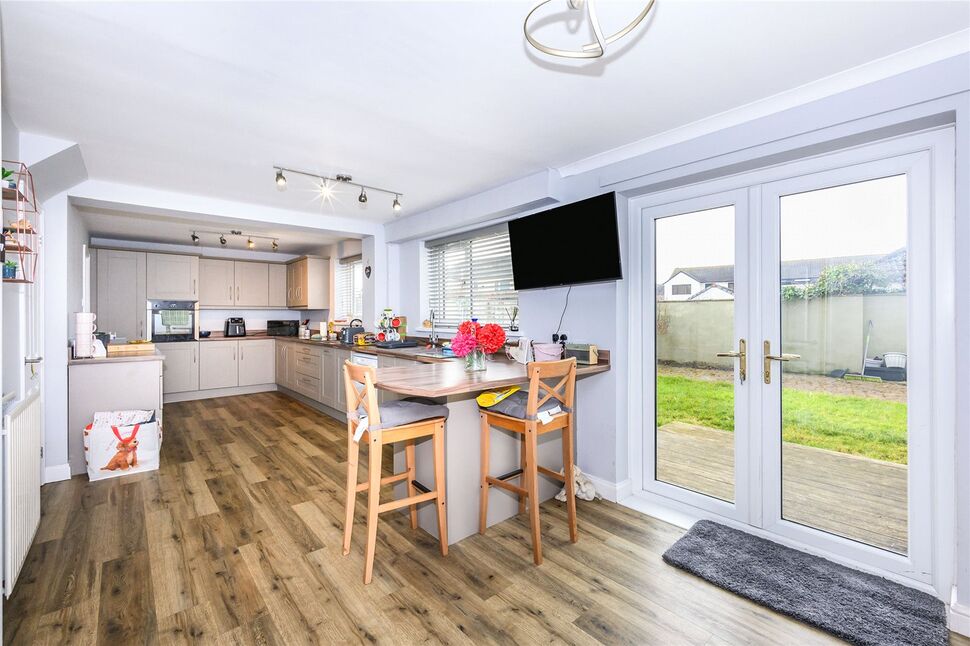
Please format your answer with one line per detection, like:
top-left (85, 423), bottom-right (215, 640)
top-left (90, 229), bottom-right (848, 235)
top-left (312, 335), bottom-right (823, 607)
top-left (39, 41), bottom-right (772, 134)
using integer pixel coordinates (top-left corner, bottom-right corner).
top-left (451, 319), bottom-right (506, 372)
top-left (3, 260), bottom-right (18, 280)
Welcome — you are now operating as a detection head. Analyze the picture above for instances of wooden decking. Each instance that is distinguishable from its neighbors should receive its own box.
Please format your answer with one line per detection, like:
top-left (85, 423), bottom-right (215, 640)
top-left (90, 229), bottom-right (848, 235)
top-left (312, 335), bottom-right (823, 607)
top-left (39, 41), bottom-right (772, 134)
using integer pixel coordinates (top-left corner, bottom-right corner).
top-left (658, 422), bottom-right (908, 554)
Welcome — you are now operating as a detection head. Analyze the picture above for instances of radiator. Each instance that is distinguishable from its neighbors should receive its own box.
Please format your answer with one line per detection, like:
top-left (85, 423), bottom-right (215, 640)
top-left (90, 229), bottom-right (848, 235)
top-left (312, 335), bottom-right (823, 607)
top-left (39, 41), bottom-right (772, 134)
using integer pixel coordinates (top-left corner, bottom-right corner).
top-left (2, 388), bottom-right (41, 597)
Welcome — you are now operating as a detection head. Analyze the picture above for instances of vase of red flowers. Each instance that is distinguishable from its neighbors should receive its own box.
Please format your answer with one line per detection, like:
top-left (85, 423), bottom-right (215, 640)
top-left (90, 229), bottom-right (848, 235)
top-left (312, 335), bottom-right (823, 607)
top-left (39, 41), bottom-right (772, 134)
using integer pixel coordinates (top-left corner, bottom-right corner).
top-left (451, 318), bottom-right (506, 372)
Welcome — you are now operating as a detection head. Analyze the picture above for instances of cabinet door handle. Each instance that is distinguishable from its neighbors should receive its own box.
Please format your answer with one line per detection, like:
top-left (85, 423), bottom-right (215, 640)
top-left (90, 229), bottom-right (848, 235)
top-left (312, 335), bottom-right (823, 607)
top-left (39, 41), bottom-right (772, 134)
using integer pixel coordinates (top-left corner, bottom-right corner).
top-left (193, 348), bottom-right (196, 363)
top-left (193, 278), bottom-right (197, 296)
top-left (229, 284), bottom-right (232, 301)
top-left (241, 346), bottom-right (244, 361)
top-left (237, 285), bottom-right (240, 302)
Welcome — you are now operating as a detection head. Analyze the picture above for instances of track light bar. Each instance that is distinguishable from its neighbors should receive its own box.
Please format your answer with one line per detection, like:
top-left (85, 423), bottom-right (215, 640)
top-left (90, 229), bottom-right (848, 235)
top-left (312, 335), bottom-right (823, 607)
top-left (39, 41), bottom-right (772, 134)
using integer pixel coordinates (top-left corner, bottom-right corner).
top-left (192, 230), bottom-right (279, 251)
top-left (272, 165), bottom-right (403, 211)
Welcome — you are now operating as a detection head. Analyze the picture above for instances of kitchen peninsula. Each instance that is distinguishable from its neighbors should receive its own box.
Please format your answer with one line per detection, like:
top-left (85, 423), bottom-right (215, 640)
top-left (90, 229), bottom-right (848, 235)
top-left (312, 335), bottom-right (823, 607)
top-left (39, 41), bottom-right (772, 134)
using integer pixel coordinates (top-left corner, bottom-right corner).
top-left (375, 354), bottom-right (610, 544)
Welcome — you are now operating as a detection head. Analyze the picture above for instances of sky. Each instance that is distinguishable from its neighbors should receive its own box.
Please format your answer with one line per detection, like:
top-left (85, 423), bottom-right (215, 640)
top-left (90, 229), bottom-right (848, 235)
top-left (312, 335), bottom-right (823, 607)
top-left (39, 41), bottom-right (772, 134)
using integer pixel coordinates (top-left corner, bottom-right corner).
top-left (654, 174), bottom-right (908, 282)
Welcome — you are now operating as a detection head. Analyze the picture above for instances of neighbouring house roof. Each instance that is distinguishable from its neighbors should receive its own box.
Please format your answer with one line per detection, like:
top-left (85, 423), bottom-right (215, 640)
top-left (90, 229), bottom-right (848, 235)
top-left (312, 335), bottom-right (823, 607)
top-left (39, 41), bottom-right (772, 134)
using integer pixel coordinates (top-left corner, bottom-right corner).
top-left (688, 284), bottom-right (735, 301)
top-left (664, 250), bottom-right (905, 286)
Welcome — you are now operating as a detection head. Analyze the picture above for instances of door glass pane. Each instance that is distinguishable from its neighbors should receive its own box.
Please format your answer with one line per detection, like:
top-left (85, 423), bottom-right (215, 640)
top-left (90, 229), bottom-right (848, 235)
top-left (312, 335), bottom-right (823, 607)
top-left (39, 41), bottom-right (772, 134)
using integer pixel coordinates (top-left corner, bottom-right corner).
top-left (779, 175), bottom-right (908, 554)
top-left (655, 206), bottom-right (736, 502)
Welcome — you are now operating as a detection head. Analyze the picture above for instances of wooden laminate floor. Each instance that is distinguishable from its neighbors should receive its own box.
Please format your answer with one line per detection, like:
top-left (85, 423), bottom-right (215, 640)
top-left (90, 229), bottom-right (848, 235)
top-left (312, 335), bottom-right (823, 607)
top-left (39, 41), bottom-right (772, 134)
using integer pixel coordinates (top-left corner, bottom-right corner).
top-left (5, 392), bottom-right (967, 645)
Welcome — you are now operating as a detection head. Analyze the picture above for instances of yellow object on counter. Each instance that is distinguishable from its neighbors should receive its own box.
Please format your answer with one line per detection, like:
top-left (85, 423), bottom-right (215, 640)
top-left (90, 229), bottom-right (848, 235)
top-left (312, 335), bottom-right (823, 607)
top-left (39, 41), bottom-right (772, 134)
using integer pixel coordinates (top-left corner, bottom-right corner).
top-left (476, 386), bottom-right (520, 408)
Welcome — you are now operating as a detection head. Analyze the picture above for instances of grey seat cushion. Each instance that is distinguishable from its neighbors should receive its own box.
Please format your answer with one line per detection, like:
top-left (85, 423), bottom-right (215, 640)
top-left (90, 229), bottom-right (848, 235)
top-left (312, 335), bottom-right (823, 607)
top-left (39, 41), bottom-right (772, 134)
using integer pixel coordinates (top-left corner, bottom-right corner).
top-left (371, 398), bottom-right (449, 430)
top-left (481, 390), bottom-right (565, 419)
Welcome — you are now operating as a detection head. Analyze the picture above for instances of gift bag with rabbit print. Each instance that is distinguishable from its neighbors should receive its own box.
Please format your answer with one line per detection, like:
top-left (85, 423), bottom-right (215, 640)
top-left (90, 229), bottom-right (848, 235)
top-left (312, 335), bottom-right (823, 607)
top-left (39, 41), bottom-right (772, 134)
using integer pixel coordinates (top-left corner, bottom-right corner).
top-left (84, 409), bottom-right (162, 481)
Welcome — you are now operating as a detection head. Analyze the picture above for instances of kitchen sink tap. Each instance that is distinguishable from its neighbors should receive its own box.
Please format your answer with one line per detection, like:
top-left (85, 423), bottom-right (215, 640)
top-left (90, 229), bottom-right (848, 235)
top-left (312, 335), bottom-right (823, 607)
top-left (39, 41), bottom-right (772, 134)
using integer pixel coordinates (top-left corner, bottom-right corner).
top-left (429, 309), bottom-right (439, 347)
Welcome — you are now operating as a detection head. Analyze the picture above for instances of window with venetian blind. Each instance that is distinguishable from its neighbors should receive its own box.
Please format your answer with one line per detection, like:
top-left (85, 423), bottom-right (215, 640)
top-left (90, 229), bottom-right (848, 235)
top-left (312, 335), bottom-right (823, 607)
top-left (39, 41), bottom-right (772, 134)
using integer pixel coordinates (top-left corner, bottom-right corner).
top-left (334, 256), bottom-right (363, 320)
top-left (425, 224), bottom-right (518, 327)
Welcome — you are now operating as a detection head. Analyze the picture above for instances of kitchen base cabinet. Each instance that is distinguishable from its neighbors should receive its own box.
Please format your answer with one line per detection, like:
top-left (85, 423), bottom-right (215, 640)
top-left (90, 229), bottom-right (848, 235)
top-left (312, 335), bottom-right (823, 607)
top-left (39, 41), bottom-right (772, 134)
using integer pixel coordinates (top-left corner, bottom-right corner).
top-left (199, 341), bottom-right (238, 390)
top-left (321, 347), bottom-right (338, 408)
top-left (238, 339), bottom-right (275, 386)
top-left (276, 340), bottom-right (289, 386)
top-left (157, 342), bottom-right (199, 394)
top-left (68, 356), bottom-right (164, 475)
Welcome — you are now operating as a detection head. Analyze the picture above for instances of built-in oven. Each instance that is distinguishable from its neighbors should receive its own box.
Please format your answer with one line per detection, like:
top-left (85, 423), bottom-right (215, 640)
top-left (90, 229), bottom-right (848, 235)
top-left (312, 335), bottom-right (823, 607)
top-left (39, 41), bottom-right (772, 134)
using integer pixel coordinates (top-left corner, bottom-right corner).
top-left (148, 300), bottom-right (199, 342)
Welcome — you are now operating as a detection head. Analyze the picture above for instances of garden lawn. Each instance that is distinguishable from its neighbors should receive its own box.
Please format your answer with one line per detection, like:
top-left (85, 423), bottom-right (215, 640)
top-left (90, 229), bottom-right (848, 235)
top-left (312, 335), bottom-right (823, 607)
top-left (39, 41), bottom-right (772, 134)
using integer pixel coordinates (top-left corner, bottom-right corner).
top-left (656, 375), bottom-right (908, 464)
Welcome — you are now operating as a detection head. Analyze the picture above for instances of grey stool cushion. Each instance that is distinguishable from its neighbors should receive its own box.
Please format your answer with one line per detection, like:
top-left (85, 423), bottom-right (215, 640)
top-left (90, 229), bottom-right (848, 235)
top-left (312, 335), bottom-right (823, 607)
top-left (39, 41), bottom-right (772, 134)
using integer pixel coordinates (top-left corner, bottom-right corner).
top-left (481, 390), bottom-right (566, 420)
top-left (370, 398), bottom-right (449, 430)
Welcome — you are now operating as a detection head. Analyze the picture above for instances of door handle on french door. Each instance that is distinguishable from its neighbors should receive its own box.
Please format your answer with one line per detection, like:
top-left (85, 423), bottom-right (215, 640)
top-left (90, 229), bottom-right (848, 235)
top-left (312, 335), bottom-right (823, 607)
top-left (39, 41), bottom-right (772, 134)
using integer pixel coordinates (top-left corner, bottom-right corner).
top-left (763, 340), bottom-right (801, 384)
top-left (716, 338), bottom-right (746, 384)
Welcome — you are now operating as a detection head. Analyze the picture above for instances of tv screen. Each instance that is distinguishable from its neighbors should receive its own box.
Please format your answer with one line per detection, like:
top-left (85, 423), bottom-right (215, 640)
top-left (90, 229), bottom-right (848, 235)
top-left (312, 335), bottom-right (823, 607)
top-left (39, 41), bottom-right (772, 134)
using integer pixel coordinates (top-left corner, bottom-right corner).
top-left (508, 192), bottom-right (622, 290)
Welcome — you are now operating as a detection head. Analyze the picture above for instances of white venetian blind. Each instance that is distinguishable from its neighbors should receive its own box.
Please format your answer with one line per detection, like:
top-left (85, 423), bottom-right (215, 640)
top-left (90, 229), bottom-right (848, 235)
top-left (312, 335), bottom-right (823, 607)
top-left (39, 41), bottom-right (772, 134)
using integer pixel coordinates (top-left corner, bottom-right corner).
top-left (334, 256), bottom-right (363, 320)
top-left (426, 224), bottom-right (518, 327)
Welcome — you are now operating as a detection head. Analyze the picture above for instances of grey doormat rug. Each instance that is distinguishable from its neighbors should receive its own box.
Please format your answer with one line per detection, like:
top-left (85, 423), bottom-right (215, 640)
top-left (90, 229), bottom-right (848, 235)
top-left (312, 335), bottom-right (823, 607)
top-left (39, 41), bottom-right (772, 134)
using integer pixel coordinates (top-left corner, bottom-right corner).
top-left (662, 520), bottom-right (947, 646)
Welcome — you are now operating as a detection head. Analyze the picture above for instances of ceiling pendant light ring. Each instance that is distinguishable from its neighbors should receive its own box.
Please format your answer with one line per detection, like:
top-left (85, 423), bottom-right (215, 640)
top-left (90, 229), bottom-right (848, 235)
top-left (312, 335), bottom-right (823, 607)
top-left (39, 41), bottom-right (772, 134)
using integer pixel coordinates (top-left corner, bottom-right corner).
top-left (524, 0), bottom-right (656, 59)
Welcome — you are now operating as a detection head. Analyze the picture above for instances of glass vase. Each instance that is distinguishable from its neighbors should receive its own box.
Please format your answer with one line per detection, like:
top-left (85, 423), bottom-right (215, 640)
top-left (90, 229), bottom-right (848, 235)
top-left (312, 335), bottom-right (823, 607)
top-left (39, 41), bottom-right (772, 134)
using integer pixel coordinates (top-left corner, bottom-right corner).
top-left (464, 348), bottom-right (487, 372)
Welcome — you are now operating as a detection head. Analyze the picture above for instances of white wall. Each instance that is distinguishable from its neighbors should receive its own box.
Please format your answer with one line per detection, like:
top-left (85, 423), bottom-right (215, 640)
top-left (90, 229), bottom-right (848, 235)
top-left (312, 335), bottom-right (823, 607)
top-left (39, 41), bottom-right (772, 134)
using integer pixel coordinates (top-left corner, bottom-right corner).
top-left (384, 54), bottom-right (970, 616)
top-left (2, 105), bottom-right (20, 160)
top-left (41, 193), bottom-right (71, 474)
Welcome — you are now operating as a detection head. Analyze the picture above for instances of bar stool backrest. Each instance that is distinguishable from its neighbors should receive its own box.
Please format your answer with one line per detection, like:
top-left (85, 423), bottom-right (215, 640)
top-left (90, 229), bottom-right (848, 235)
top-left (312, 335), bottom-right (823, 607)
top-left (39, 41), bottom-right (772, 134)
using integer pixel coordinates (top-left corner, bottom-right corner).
top-left (343, 360), bottom-right (382, 428)
top-left (525, 357), bottom-right (577, 418)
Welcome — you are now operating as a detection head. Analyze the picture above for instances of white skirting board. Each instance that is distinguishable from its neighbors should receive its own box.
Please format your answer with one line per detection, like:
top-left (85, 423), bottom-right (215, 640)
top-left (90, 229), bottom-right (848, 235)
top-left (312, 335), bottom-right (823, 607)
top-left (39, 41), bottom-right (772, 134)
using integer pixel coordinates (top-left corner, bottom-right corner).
top-left (583, 474), bottom-right (632, 503)
top-left (950, 600), bottom-right (970, 637)
top-left (43, 463), bottom-right (72, 484)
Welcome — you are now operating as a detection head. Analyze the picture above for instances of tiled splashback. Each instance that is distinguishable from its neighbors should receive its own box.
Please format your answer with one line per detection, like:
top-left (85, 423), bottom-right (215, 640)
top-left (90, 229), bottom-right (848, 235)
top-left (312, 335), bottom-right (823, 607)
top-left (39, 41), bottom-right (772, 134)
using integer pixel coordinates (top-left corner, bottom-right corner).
top-left (199, 309), bottom-right (329, 332)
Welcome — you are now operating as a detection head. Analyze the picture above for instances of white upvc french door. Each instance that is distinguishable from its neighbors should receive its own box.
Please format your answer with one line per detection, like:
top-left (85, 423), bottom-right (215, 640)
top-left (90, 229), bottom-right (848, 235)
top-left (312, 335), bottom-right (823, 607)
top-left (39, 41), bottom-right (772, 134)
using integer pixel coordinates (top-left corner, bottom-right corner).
top-left (641, 188), bottom-right (753, 524)
top-left (758, 150), bottom-right (937, 583)
top-left (635, 128), bottom-right (954, 590)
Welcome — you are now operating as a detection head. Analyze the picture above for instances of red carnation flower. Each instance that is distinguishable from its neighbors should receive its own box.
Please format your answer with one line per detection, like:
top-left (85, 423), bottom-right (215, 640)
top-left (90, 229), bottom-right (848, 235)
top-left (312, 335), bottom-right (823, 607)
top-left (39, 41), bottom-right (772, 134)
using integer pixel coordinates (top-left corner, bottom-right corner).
top-left (457, 320), bottom-right (481, 337)
top-left (478, 323), bottom-right (506, 354)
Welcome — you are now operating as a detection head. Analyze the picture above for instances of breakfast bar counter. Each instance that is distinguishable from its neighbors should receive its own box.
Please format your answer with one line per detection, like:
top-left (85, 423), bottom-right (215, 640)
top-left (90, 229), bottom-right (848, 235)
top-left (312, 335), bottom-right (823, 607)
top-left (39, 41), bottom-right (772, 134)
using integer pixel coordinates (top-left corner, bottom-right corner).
top-left (374, 355), bottom-right (610, 545)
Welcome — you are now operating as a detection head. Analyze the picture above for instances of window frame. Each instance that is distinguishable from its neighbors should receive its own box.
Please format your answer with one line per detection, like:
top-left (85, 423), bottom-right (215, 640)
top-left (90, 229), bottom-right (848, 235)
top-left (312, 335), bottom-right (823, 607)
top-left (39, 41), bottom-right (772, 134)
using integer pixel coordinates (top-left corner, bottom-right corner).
top-left (334, 256), bottom-right (363, 321)
top-left (423, 224), bottom-right (519, 329)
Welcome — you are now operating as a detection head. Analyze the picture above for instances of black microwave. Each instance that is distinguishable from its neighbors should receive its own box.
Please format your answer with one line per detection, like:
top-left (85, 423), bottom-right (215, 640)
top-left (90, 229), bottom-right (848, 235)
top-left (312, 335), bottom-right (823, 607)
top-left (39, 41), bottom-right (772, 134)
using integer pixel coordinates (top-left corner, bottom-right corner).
top-left (267, 320), bottom-right (299, 337)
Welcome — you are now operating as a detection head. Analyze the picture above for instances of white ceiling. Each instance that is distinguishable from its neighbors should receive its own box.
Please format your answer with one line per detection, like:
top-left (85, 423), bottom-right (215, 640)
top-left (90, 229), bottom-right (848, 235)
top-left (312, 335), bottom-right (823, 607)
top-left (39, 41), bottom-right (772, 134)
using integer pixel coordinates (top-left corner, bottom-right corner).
top-left (2, 1), bottom-right (968, 224)
top-left (77, 206), bottom-right (344, 255)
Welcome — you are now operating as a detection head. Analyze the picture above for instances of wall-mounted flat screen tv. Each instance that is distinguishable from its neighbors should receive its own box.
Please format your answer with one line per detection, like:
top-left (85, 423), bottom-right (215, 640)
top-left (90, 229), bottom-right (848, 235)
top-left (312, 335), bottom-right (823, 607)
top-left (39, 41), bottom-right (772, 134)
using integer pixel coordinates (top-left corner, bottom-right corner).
top-left (508, 192), bottom-right (622, 290)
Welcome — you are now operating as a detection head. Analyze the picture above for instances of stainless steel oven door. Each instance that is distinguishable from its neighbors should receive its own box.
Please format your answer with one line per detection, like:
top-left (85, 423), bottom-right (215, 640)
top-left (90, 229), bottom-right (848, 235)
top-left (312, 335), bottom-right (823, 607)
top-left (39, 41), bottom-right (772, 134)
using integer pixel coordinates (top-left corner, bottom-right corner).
top-left (148, 300), bottom-right (198, 342)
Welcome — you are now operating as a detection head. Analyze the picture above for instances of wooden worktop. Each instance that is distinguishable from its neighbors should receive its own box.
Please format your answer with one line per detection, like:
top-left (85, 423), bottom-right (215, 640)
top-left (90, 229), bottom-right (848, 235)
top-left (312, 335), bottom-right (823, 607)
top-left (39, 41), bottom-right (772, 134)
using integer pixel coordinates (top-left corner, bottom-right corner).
top-left (374, 356), bottom-right (610, 397)
top-left (68, 350), bottom-right (164, 366)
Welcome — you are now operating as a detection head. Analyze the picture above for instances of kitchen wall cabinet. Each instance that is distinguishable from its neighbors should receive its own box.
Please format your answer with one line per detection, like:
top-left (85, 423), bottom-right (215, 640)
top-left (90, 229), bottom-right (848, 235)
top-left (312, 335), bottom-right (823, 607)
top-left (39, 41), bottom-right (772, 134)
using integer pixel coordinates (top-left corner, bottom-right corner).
top-left (199, 259), bottom-right (235, 307)
top-left (199, 260), bottom-right (273, 308)
top-left (199, 341), bottom-right (238, 390)
top-left (238, 339), bottom-right (275, 386)
top-left (95, 249), bottom-right (147, 340)
top-left (286, 257), bottom-right (329, 310)
top-left (157, 342), bottom-right (199, 394)
top-left (235, 262), bottom-right (269, 307)
top-left (147, 253), bottom-right (199, 301)
top-left (268, 264), bottom-right (287, 308)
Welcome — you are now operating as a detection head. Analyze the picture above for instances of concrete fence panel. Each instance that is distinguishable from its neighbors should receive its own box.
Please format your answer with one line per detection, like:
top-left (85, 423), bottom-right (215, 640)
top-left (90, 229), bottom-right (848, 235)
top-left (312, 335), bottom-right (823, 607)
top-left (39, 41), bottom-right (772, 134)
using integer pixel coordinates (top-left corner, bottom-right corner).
top-left (656, 294), bottom-right (906, 375)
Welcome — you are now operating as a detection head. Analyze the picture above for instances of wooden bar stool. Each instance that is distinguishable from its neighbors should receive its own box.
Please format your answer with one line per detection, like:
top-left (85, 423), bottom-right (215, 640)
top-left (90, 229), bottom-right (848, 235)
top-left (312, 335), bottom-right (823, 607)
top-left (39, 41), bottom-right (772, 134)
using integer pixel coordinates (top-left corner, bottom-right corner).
top-left (341, 360), bottom-right (449, 584)
top-left (478, 357), bottom-right (578, 565)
